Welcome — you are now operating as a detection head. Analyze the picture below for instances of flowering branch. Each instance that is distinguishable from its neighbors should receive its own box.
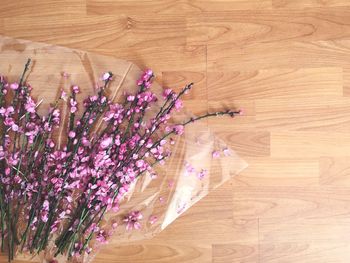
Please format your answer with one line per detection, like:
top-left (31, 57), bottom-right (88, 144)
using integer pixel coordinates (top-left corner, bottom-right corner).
top-left (0, 62), bottom-right (241, 261)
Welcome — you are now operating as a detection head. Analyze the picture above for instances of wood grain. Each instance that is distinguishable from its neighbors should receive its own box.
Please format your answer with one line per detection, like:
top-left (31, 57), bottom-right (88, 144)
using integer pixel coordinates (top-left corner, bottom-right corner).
top-left (187, 8), bottom-right (350, 45)
top-left (2, 0), bottom-right (350, 262)
top-left (87, 0), bottom-right (272, 15)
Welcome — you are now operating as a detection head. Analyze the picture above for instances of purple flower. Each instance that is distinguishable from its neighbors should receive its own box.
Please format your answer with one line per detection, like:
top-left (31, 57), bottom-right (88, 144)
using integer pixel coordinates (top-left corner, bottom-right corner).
top-left (149, 215), bottom-right (158, 225)
top-left (72, 85), bottom-right (80, 94)
top-left (123, 211), bottom-right (143, 231)
top-left (173, 125), bottom-right (184, 135)
top-left (100, 137), bottom-right (112, 149)
top-left (96, 229), bottom-right (109, 244)
top-left (70, 98), bottom-right (77, 113)
top-left (197, 169), bottom-right (208, 180)
top-left (223, 148), bottom-right (231, 156)
top-left (212, 150), bottom-right (220, 159)
top-left (10, 82), bottom-right (19, 90)
top-left (68, 131), bottom-right (76, 138)
top-left (102, 72), bottom-right (112, 81)
top-left (25, 97), bottom-right (36, 113)
top-left (174, 99), bottom-right (183, 111)
top-left (60, 90), bottom-right (68, 101)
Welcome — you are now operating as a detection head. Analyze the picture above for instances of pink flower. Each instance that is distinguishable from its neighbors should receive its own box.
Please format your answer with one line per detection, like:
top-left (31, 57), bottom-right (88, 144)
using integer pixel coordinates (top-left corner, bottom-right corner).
top-left (25, 97), bottom-right (36, 113)
top-left (112, 222), bottom-right (118, 229)
top-left (72, 85), bottom-right (80, 94)
top-left (102, 72), bottom-right (112, 81)
top-left (11, 124), bottom-right (19, 132)
top-left (145, 69), bottom-right (153, 77)
top-left (212, 150), bottom-right (220, 159)
top-left (174, 99), bottom-right (183, 111)
top-left (10, 83), bottom-right (19, 90)
top-left (101, 137), bottom-right (112, 149)
top-left (68, 131), bottom-right (76, 138)
top-left (136, 159), bottom-right (145, 168)
top-left (96, 229), bottom-right (109, 244)
top-left (173, 125), bottom-right (184, 135)
top-left (149, 215), bottom-right (158, 225)
top-left (127, 95), bottom-right (135, 102)
top-left (123, 211), bottom-right (143, 231)
top-left (197, 169), bottom-right (208, 180)
top-left (223, 148), bottom-right (231, 156)
top-left (60, 90), bottom-right (68, 101)
top-left (185, 162), bottom-right (195, 173)
top-left (70, 98), bottom-right (77, 113)
top-left (62, 71), bottom-right (69, 78)
top-left (162, 89), bottom-right (172, 99)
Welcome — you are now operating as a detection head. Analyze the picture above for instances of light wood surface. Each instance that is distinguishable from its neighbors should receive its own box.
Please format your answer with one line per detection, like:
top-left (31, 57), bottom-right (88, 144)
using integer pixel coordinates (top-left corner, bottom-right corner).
top-left (1, 0), bottom-right (350, 262)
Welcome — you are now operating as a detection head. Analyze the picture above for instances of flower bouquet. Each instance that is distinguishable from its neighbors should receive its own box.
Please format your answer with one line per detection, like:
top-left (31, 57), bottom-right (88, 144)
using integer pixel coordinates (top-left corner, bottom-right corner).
top-left (0, 36), bottom-right (247, 262)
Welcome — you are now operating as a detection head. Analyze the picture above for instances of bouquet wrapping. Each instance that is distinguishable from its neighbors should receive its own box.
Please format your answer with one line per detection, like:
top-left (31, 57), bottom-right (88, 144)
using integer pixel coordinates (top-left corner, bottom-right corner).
top-left (0, 35), bottom-right (247, 262)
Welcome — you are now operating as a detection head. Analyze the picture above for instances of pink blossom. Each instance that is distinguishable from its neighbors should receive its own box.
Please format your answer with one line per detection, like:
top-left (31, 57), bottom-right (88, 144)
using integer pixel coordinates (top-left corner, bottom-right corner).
top-left (68, 131), bottom-right (76, 138)
top-left (136, 159), bottom-right (145, 168)
top-left (174, 99), bottom-right (183, 111)
top-left (100, 137), bottom-right (112, 149)
top-left (72, 85), bottom-right (80, 94)
top-left (127, 95), bottom-right (135, 102)
top-left (149, 215), bottom-right (158, 225)
top-left (10, 83), bottom-right (19, 90)
top-left (60, 90), bottom-right (68, 101)
top-left (212, 150), bottom-right (220, 159)
top-left (70, 98), bottom-right (78, 113)
top-left (107, 221), bottom-right (117, 230)
top-left (102, 72), bottom-right (112, 81)
top-left (162, 88), bottom-right (172, 99)
top-left (25, 97), bottom-right (36, 113)
top-left (96, 229), bottom-right (109, 244)
top-left (197, 169), bottom-right (208, 180)
top-left (11, 124), bottom-right (19, 132)
top-left (173, 125), bottom-right (184, 135)
top-left (62, 71), bottom-right (69, 78)
top-left (185, 162), bottom-right (195, 173)
top-left (223, 148), bottom-right (231, 156)
top-left (123, 211), bottom-right (143, 231)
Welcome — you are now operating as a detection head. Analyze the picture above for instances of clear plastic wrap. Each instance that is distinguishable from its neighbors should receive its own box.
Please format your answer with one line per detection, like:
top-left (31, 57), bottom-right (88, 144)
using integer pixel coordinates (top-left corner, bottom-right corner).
top-left (0, 35), bottom-right (247, 263)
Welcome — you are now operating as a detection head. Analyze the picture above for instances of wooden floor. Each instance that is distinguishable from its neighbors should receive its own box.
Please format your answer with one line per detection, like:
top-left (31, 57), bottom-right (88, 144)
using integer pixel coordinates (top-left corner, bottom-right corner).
top-left (2, 0), bottom-right (350, 262)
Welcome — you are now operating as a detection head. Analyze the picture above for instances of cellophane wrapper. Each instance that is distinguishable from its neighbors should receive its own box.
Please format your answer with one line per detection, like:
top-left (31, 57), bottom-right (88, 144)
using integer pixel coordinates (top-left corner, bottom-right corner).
top-left (0, 35), bottom-right (248, 263)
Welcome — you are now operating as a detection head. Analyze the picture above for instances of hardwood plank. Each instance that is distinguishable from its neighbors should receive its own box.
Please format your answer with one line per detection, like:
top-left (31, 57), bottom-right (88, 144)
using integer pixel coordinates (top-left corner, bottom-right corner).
top-left (207, 40), bottom-right (350, 71)
top-left (94, 242), bottom-right (211, 263)
top-left (210, 129), bottom-right (270, 157)
top-left (104, 45), bottom-right (207, 74)
top-left (235, 157), bottom-right (319, 187)
top-left (273, 0), bottom-right (350, 8)
top-left (87, 0), bottom-right (272, 15)
top-left (212, 243), bottom-right (259, 263)
top-left (255, 97), bottom-right (350, 132)
top-left (187, 8), bottom-right (350, 45)
top-left (207, 67), bottom-right (343, 100)
top-left (259, 218), bottom-right (350, 243)
top-left (3, 15), bottom-right (186, 49)
top-left (0, 0), bottom-right (86, 17)
top-left (233, 186), bottom-right (350, 222)
top-left (271, 131), bottom-right (350, 157)
top-left (0, 19), bottom-right (4, 34)
top-left (319, 157), bottom-right (350, 186)
top-left (260, 241), bottom-right (350, 263)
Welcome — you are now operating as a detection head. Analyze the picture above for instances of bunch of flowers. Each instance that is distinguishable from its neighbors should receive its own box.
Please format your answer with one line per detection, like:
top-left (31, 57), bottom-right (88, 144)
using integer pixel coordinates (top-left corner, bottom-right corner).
top-left (0, 59), bottom-right (240, 262)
